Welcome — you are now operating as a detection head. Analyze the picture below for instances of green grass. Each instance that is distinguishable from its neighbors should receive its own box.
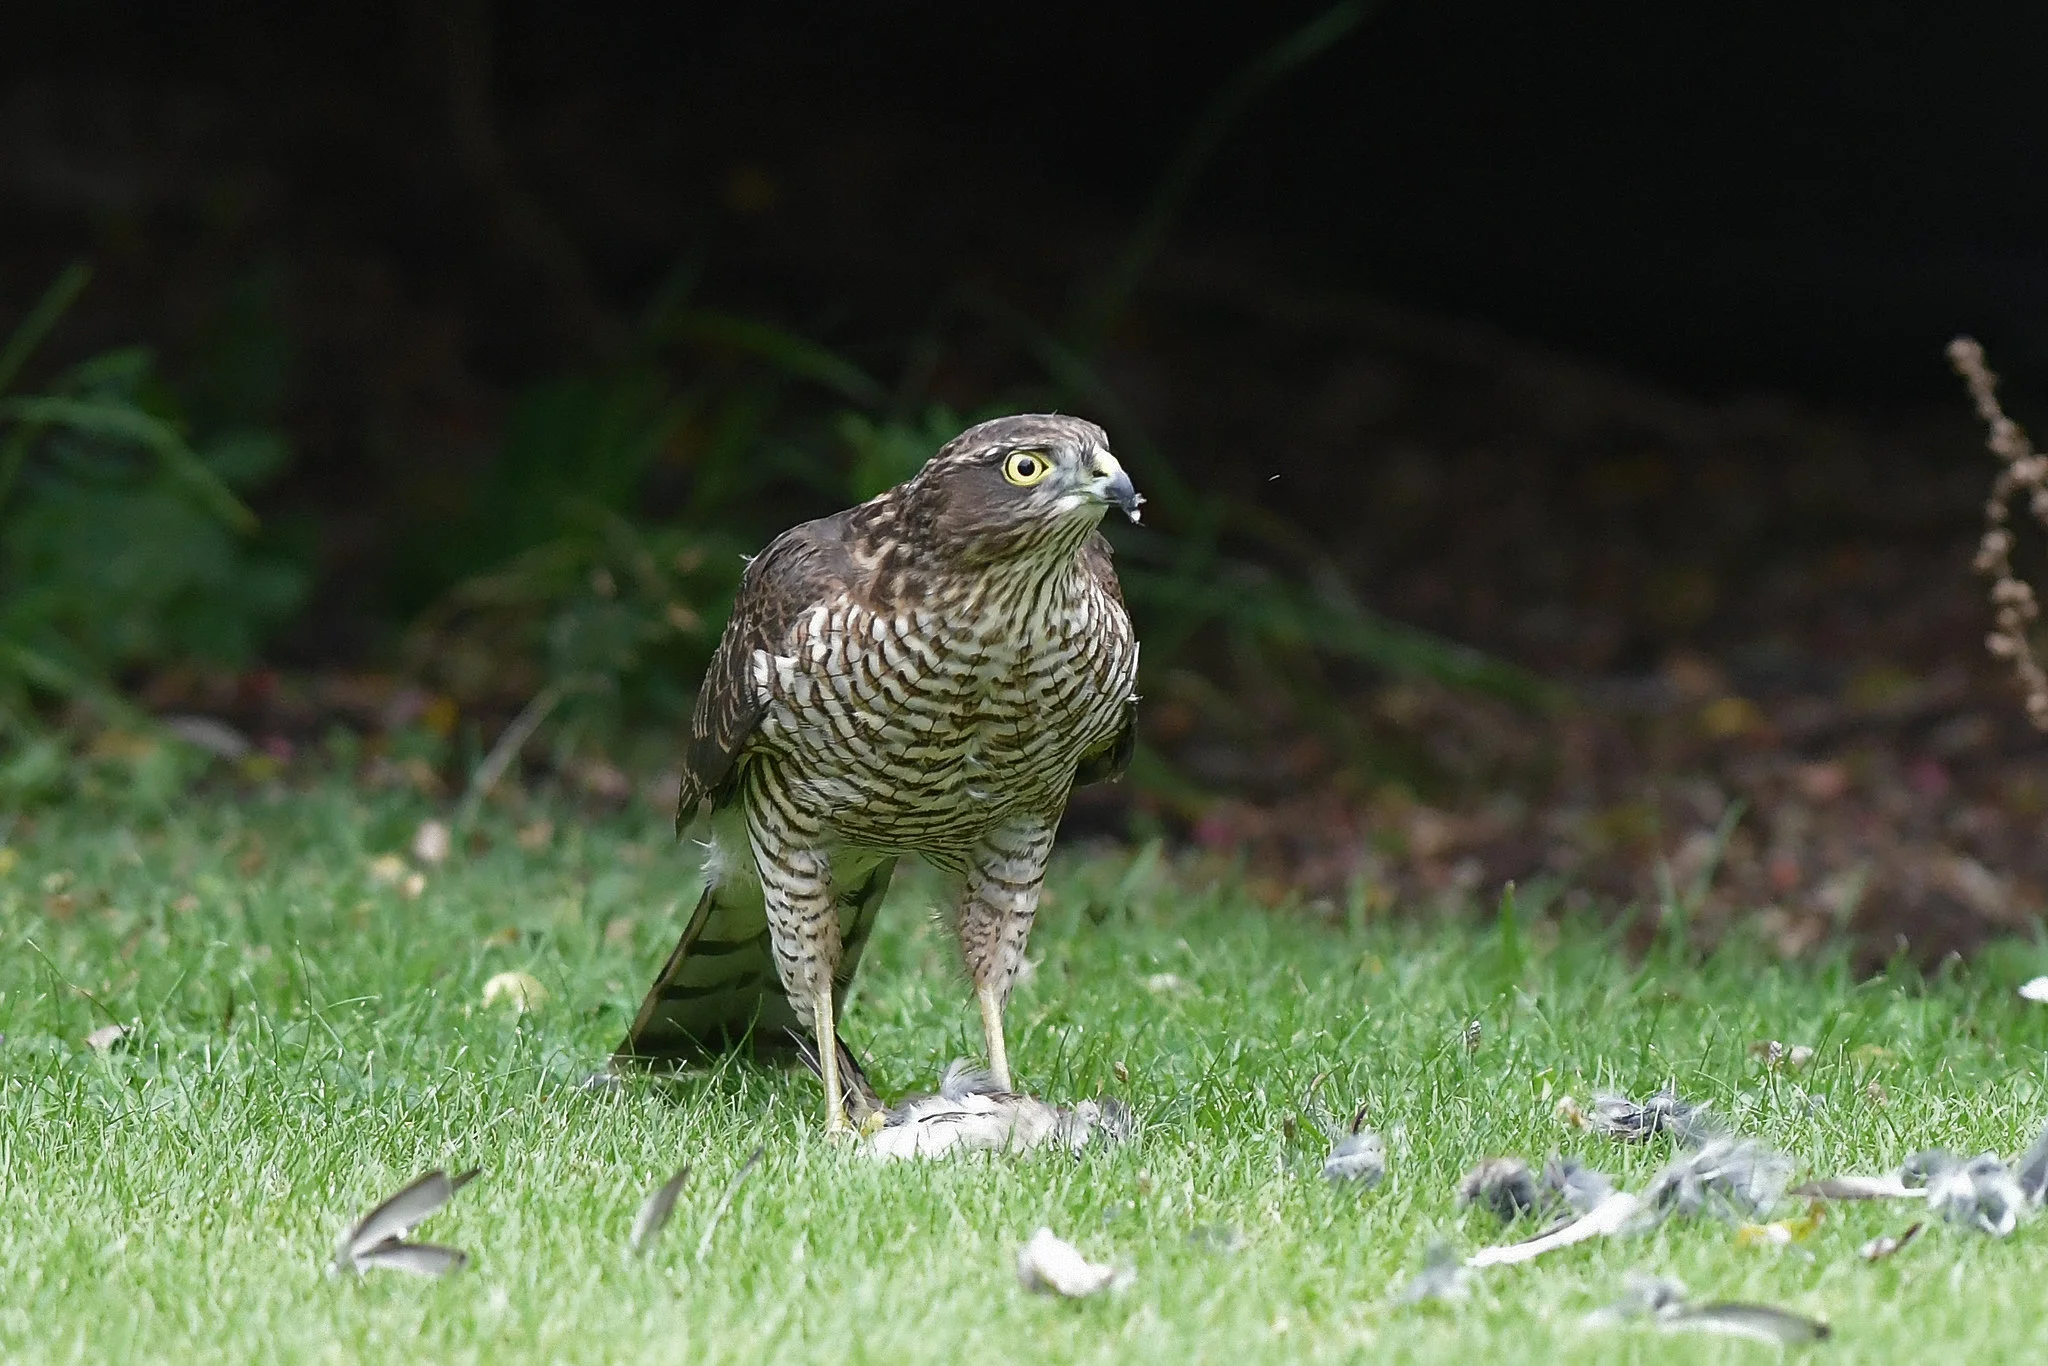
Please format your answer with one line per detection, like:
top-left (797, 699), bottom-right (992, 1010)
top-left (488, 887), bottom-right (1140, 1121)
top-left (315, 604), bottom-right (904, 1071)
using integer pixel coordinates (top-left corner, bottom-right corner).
top-left (5, 789), bottom-right (2048, 1363)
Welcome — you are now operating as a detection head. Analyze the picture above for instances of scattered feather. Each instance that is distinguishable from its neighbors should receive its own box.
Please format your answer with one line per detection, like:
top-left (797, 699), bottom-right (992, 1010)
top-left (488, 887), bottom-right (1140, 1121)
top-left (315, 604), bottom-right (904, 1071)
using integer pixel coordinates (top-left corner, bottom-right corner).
top-left (2011, 1120), bottom-right (2048, 1205)
top-left (1791, 1173), bottom-right (1925, 1200)
top-left (481, 970), bottom-right (547, 1012)
top-left (630, 1166), bottom-right (690, 1253)
top-left (1926, 1152), bottom-right (2024, 1236)
top-left (349, 1242), bottom-right (468, 1277)
top-left (1542, 1156), bottom-right (1615, 1214)
top-left (1459, 1158), bottom-right (1541, 1222)
top-left (333, 1168), bottom-right (479, 1276)
top-left (578, 1070), bottom-right (625, 1098)
top-left (1661, 1302), bottom-right (1830, 1346)
top-left (2020, 975), bottom-right (2048, 1003)
top-left (1860, 1222), bottom-right (1924, 1261)
top-left (1582, 1272), bottom-right (1689, 1326)
top-left (1584, 1273), bottom-right (1829, 1345)
top-left (1016, 1228), bottom-right (1125, 1297)
top-left (1393, 1241), bottom-right (1470, 1305)
top-left (695, 1145), bottom-right (763, 1264)
top-left (1638, 1138), bottom-right (1793, 1224)
top-left (1467, 1190), bottom-right (1642, 1267)
top-left (865, 1061), bottom-right (1134, 1161)
top-left (1899, 1148), bottom-right (1958, 1189)
top-left (1321, 1125), bottom-right (1387, 1187)
top-left (1143, 973), bottom-right (1189, 994)
top-left (1586, 1087), bottom-right (1724, 1147)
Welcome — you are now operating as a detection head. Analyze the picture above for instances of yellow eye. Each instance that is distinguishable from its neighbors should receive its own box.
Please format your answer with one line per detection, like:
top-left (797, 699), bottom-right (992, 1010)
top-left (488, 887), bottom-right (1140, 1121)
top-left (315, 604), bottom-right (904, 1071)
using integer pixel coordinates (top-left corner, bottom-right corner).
top-left (1002, 450), bottom-right (1053, 486)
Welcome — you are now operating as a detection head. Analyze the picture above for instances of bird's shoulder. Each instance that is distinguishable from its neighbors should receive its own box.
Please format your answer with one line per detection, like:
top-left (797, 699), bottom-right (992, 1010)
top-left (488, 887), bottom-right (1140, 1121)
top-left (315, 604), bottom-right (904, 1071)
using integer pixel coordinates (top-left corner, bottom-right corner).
top-left (676, 508), bottom-right (869, 825)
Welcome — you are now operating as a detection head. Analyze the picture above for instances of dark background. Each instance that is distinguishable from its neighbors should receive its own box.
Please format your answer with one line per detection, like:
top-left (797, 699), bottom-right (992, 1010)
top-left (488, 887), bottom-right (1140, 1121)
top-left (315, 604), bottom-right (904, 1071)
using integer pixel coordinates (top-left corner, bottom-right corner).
top-left (9, 1), bottom-right (2048, 958)
top-left (15, 3), bottom-right (2048, 397)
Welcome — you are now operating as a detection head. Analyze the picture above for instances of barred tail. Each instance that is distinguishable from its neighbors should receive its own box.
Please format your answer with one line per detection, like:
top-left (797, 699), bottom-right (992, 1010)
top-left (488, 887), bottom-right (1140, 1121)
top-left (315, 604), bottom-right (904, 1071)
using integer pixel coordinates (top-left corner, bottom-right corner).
top-left (613, 850), bottom-right (897, 1109)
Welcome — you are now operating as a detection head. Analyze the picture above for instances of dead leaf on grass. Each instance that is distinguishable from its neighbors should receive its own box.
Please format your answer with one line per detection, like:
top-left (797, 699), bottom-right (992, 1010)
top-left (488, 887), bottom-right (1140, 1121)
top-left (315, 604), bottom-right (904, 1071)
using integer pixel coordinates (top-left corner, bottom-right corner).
top-left (411, 820), bottom-right (451, 866)
top-left (84, 1022), bottom-right (130, 1052)
top-left (481, 971), bottom-right (547, 1012)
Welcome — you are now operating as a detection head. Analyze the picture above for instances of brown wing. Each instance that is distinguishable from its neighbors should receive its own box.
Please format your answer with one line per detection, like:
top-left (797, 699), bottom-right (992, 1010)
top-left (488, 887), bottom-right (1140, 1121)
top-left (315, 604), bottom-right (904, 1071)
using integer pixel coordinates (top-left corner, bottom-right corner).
top-left (1073, 530), bottom-right (1138, 788)
top-left (676, 511), bottom-right (860, 828)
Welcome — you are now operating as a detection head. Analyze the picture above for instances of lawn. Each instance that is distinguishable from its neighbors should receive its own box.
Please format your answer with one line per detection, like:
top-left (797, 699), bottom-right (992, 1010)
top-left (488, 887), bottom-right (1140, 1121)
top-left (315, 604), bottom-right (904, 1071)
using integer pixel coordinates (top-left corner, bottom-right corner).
top-left (5, 787), bottom-right (2048, 1363)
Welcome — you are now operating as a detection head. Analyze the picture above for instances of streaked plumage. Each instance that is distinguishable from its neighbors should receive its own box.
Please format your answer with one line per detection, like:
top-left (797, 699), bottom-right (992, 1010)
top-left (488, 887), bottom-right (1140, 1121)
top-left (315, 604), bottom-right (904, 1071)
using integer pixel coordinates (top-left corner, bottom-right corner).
top-left (617, 414), bottom-right (1142, 1131)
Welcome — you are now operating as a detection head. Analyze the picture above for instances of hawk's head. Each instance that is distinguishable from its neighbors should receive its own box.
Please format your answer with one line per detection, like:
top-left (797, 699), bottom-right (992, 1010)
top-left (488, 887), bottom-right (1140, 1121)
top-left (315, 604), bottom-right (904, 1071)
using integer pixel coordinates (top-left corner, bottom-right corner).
top-left (902, 414), bottom-right (1142, 562)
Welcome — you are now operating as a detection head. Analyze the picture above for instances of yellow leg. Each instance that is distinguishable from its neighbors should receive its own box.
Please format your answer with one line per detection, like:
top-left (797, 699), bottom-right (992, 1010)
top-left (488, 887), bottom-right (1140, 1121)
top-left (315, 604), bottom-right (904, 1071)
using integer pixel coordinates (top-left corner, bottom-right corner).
top-left (978, 983), bottom-right (1013, 1093)
top-left (812, 993), bottom-right (851, 1136)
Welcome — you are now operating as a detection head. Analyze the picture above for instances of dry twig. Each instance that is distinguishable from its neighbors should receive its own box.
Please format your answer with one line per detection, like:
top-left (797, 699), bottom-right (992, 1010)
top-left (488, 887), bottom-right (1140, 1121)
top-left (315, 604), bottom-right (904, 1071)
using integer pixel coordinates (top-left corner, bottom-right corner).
top-left (1950, 337), bottom-right (2048, 725)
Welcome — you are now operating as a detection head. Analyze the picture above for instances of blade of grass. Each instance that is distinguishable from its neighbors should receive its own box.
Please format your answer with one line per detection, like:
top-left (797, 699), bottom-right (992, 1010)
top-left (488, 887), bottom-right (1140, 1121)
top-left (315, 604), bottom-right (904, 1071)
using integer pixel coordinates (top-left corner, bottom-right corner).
top-left (667, 311), bottom-right (887, 409)
top-left (0, 261), bottom-right (91, 398)
top-left (0, 395), bottom-right (256, 533)
top-left (1071, 2), bottom-right (1375, 352)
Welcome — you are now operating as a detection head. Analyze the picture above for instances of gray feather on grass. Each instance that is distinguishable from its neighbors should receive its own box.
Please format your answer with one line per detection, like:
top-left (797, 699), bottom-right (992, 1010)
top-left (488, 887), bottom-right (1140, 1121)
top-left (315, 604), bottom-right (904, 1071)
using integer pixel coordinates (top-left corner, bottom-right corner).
top-left (1393, 1241), bottom-right (1470, 1305)
top-left (695, 1145), bottom-right (763, 1264)
top-left (1458, 1158), bottom-right (1541, 1222)
top-left (1542, 1157), bottom-right (1615, 1215)
top-left (1587, 1087), bottom-right (1724, 1148)
top-left (2011, 1121), bottom-right (2048, 1205)
top-left (630, 1166), bottom-right (690, 1253)
top-left (1320, 1103), bottom-right (1387, 1187)
top-left (333, 1167), bottom-right (480, 1277)
top-left (1637, 1138), bottom-right (1793, 1224)
top-left (1584, 1273), bottom-right (1828, 1345)
top-left (1661, 1303), bottom-right (1831, 1346)
top-left (349, 1242), bottom-right (469, 1277)
top-left (1926, 1152), bottom-right (2025, 1237)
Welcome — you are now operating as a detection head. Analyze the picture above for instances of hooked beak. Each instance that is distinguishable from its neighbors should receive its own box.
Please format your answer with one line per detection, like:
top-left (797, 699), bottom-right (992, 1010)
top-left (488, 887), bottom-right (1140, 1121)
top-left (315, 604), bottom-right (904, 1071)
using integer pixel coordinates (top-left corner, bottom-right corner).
top-left (1088, 450), bottom-right (1145, 523)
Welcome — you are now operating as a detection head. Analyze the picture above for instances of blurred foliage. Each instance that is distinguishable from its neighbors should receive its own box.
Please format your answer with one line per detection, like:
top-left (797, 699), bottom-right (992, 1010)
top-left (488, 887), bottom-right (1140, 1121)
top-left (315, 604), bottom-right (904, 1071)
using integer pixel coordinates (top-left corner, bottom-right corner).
top-left (402, 295), bottom-right (1552, 788)
top-left (0, 5), bottom-right (1549, 809)
top-left (0, 264), bottom-right (305, 799)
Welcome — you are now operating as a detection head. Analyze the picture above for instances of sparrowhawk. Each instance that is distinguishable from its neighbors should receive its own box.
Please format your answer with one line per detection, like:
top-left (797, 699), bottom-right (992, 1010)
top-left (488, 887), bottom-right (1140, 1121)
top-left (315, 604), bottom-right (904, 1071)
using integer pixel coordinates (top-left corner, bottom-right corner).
top-left (617, 414), bottom-right (1143, 1133)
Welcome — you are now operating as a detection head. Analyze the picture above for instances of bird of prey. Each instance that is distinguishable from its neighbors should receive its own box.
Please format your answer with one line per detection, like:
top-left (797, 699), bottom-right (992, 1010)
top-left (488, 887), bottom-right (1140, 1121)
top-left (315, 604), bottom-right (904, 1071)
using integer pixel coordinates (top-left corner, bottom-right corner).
top-left (617, 414), bottom-right (1143, 1133)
